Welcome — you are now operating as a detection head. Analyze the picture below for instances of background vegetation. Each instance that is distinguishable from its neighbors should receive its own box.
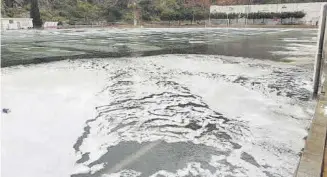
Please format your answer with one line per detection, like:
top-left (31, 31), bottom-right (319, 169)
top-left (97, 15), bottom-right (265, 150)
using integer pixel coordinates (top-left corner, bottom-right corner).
top-left (0, 0), bottom-right (322, 25)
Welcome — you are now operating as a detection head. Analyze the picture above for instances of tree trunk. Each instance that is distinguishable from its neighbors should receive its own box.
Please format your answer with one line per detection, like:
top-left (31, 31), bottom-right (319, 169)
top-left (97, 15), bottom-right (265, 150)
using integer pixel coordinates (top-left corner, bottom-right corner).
top-left (30, 0), bottom-right (42, 28)
top-left (192, 11), bottom-right (194, 25)
top-left (85, 14), bottom-right (87, 25)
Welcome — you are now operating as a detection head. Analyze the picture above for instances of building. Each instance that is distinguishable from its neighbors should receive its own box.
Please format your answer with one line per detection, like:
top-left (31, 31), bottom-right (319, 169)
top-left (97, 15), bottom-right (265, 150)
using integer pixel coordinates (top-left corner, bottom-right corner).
top-left (210, 2), bottom-right (326, 25)
top-left (1, 18), bottom-right (33, 30)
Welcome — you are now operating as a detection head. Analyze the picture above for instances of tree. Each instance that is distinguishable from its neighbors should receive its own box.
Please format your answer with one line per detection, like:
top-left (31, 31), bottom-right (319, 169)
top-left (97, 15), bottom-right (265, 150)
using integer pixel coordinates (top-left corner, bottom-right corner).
top-left (160, 9), bottom-right (176, 24)
top-left (104, 7), bottom-right (122, 22)
top-left (184, 0), bottom-right (211, 9)
top-left (139, 0), bottom-right (161, 21)
top-left (180, 8), bottom-right (193, 21)
top-left (158, 0), bottom-right (179, 10)
top-left (30, 0), bottom-right (42, 28)
top-left (4, 0), bottom-right (13, 8)
top-left (193, 8), bottom-right (209, 21)
top-left (99, 0), bottom-right (133, 23)
top-left (183, 0), bottom-right (211, 24)
top-left (76, 0), bottom-right (99, 23)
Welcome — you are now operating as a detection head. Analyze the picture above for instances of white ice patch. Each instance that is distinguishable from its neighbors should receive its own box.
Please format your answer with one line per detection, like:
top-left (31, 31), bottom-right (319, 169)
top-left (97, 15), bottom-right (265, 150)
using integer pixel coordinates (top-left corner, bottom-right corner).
top-left (73, 164), bottom-right (90, 175)
top-left (1, 61), bottom-right (109, 177)
top-left (67, 54), bottom-right (314, 177)
top-left (91, 163), bottom-right (106, 174)
top-left (2, 55), bottom-right (315, 177)
top-left (102, 170), bottom-right (142, 177)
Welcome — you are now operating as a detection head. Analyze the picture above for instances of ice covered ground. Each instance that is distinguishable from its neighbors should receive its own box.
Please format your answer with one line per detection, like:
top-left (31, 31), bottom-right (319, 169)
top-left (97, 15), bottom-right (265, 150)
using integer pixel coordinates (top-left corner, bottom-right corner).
top-left (1, 62), bottom-right (109, 177)
top-left (1, 28), bottom-right (317, 66)
top-left (1, 28), bottom-right (317, 177)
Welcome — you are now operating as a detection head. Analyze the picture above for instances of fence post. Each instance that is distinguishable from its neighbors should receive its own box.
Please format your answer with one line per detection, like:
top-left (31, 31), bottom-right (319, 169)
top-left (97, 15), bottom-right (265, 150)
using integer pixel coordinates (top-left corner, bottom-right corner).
top-left (313, 3), bottom-right (327, 99)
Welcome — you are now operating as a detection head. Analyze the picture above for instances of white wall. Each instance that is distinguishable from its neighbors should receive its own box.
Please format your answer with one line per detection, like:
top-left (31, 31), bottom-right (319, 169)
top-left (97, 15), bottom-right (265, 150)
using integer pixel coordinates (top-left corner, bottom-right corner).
top-left (210, 2), bottom-right (326, 24)
top-left (1, 18), bottom-right (33, 30)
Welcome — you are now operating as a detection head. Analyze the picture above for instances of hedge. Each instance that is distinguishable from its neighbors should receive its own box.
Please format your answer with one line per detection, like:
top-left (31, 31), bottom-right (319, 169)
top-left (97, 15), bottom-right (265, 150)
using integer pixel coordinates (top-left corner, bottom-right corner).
top-left (160, 9), bottom-right (209, 21)
top-left (210, 11), bottom-right (305, 19)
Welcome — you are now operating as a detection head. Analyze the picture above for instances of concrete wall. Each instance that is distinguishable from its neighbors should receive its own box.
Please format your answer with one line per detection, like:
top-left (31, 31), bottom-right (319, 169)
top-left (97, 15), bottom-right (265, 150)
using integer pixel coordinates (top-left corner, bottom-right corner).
top-left (1, 18), bottom-right (33, 30)
top-left (210, 2), bottom-right (326, 25)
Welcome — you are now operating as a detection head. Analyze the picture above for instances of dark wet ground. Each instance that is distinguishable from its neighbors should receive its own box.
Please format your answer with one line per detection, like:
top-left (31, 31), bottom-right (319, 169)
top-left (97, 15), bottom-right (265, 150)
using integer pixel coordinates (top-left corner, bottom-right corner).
top-left (73, 141), bottom-right (225, 177)
top-left (1, 28), bottom-right (317, 67)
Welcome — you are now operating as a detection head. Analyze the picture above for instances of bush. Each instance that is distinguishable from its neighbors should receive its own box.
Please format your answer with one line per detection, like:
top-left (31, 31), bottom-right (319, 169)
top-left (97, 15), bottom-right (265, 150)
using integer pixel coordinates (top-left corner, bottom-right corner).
top-left (211, 12), bottom-right (227, 19)
top-left (193, 9), bottom-right (209, 21)
top-left (159, 7), bottom-right (210, 22)
top-left (122, 12), bottom-right (134, 21)
top-left (4, 7), bottom-right (28, 18)
top-left (40, 10), bottom-right (53, 20)
top-left (291, 11), bottom-right (305, 18)
top-left (105, 7), bottom-right (122, 22)
top-left (211, 12), bottom-right (239, 19)
top-left (211, 11), bottom-right (306, 19)
top-left (160, 10), bottom-right (176, 21)
top-left (142, 12), bottom-right (152, 21)
top-left (180, 8), bottom-right (193, 21)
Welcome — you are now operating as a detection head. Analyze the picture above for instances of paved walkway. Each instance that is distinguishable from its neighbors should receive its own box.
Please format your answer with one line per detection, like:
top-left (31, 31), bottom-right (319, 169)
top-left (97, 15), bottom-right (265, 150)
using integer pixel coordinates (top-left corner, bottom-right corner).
top-left (322, 76), bottom-right (327, 177)
top-left (296, 66), bottom-right (327, 177)
top-left (324, 140), bottom-right (327, 177)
